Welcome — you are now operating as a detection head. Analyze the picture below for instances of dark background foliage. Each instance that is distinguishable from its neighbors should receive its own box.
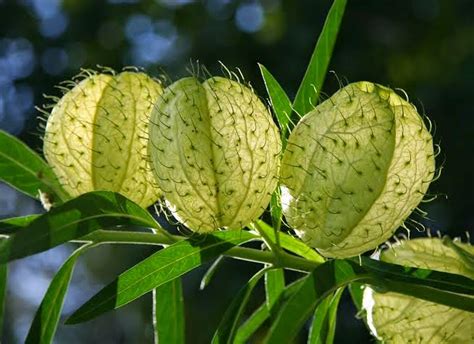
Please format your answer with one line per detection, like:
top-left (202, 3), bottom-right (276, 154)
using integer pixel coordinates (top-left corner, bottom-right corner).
top-left (0, 0), bottom-right (473, 343)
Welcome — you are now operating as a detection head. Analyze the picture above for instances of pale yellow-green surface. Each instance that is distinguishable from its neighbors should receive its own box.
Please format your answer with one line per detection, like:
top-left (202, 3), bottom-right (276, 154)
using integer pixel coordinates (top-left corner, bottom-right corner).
top-left (44, 71), bottom-right (162, 207)
top-left (280, 82), bottom-right (435, 258)
top-left (149, 77), bottom-right (281, 232)
top-left (363, 238), bottom-right (474, 343)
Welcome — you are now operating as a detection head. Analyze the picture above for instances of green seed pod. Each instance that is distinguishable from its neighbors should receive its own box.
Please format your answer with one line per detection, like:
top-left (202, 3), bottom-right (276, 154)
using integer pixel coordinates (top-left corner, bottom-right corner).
top-left (363, 237), bottom-right (474, 343)
top-left (43, 71), bottom-right (163, 208)
top-left (149, 76), bottom-right (281, 232)
top-left (281, 81), bottom-right (435, 258)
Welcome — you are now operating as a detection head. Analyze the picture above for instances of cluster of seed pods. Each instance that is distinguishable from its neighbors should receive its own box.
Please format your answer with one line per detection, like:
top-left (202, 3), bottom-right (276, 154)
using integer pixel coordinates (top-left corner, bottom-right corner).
top-left (280, 82), bottom-right (435, 258)
top-left (363, 237), bottom-right (474, 343)
top-left (42, 68), bottom-right (466, 343)
top-left (43, 69), bottom-right (436, 259)
top-left (43, 70), bottom-right (282, 233)
top-left (43, 71), bottom-right (162, 208)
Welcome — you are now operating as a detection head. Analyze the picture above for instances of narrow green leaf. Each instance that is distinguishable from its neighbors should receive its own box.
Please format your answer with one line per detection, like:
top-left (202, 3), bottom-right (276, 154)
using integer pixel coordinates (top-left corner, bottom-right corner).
top-left (348, 283), bottom-right (364, 312)
top-left (353, 256), bottom-right (474, 297)
top-left (264, 258), bottom-right (474, 343)
top-left (308, 288), bottom-right (344, 344)
top-left (351, 258), bottom-right (474, 310)
top-left (374, 279), bottom-right (474, 312)
top-left (292, 0), bottom-right (347, 116)
top-left (307, 293), bottom-right (332, 344)
top-left (0, 214), bottom-right (40, 234)
top-left (66, 230), bottom-right (255, 324)
top-left (265, 268), bottom-right (285, 308)
top-left (153, 278), bottom-right (185, 344)
top-left (0, 129), bottom-right (68, 202)
top-left (269, 191), bottom-right (282, 246)
top-left (326, 288), bottom-right (344, 344)
top-left (324, 288), bottom-right (343, 344)
top-left (235, 277), bottom-right (307, 344)
top-left (212, 268), bottom-right (268, 344)
top-left (278, 234), bottom-right (324, 263)
top-left (258, 63), bottom-right (293, 142)
top-left (264, 260), bottom-right (356, 343)
top-left (234, 304), bottom-right (268, 344)
top-left (0, 263), bottom-right (7, 338)
top-left (200, 256), bottom-right (225, 290)
top-left (25, 245), bottom-right (88, 344)
top-left (255, 220), bottom-right (325, 263)
top-left (0, 191), bottom-right (159, 263)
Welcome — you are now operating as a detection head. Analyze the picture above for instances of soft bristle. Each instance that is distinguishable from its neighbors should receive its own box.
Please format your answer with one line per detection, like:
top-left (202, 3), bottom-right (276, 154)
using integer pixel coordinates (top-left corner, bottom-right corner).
top-left (148, 72), bottom-right (282, 233)
top-left (42, 69), bottom-right (164, 208)
top-left (280, 81), bottom-right (436, 258)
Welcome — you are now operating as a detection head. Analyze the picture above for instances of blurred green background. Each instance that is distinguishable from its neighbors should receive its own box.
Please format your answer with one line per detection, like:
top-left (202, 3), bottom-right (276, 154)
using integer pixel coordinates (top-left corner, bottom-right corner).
top-left (0, 0), bottom-right (473, 343)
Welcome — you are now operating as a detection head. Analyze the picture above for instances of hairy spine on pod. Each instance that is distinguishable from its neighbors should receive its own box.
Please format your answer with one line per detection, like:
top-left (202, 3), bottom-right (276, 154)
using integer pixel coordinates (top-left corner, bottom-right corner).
top-left (43, 71), bottom-right (163, 208)
top-left (280, 81), bottom-right (435, 258)
top-left (148, 76), bottom-right (281, 232)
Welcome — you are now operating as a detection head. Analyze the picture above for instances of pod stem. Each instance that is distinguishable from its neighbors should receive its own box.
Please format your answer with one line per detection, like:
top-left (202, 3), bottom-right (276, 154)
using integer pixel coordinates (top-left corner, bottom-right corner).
top-left (250, 221), bottom-right (285, 267)
top-left (72, 230), bottom-right (319, 272)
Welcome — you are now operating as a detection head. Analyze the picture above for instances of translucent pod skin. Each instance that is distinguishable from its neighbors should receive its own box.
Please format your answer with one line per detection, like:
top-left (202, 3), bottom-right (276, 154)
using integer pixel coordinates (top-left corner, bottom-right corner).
top-left (281, 82), bottom-right (435, 258)
top-left (43, 71), bottom-right (163, 208)
top-left (149, 77), bottom-right (281, 232)
top-left (363, 238), bottom-right (474, 343)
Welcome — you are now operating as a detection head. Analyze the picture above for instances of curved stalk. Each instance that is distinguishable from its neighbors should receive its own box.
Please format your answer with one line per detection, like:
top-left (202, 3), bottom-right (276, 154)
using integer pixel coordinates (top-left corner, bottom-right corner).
top-left (73, 230), bottom-right (319, 272)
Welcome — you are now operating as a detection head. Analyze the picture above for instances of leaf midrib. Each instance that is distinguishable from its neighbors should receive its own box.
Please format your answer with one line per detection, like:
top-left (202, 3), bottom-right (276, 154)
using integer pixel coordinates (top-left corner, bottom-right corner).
top-left (3, 212), bottom-right (156, 259)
